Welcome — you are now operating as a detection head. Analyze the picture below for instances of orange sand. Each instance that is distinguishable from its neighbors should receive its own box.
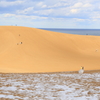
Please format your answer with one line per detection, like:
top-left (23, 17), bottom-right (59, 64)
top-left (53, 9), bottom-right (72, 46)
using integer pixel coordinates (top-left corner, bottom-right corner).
top-left (0, 26), bottom-right (100, 73)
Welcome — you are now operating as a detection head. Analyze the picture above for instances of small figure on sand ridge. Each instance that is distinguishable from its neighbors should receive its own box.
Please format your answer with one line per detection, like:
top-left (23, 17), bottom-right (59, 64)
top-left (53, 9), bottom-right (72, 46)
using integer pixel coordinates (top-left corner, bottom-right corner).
top-left (17, 42), bottom-right (22, 45)
top-left (78, 66), bottom-right (84, 74)
top-left (20, 42), bottom-right (22, 44)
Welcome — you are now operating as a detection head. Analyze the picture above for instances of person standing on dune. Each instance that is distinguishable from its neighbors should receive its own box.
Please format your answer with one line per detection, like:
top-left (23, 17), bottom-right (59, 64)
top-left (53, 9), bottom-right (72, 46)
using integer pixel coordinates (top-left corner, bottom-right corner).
top-left (78, 66), bottom-right (84, 74)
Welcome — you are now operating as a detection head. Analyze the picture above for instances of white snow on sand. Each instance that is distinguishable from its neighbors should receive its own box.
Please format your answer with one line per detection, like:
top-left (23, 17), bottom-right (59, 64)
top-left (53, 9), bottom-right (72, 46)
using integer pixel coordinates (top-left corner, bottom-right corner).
top-left (0, 72), bottom-right (100, 100)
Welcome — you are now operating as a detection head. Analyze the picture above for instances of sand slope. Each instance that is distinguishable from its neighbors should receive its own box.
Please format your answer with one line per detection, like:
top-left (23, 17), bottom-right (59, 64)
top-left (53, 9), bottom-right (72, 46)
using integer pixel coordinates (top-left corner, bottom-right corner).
top-left (0, 26), bottom-right (100, 73)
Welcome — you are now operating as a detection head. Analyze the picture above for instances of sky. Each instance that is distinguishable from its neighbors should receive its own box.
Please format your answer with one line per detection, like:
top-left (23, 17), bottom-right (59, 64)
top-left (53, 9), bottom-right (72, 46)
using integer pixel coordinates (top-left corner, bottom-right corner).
top-left (0, 0), bottom-right (100, 29)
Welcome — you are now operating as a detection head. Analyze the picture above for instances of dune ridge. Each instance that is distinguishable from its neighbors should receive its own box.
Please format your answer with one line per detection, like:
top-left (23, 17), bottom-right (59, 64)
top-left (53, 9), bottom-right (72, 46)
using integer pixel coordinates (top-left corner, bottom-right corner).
top-left (0, 26), bottom-right (100, 73)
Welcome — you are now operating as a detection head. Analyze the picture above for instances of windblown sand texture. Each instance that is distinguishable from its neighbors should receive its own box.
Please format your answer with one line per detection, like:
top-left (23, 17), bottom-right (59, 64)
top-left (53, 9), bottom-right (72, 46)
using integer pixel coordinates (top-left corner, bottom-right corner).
top-left (0, 26), bottom-right (100, 73)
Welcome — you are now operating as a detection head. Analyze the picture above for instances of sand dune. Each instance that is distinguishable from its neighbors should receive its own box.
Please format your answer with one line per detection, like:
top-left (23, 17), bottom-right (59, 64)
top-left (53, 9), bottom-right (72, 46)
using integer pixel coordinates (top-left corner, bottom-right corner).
top-left (0, 26), bottom-right (100, 73)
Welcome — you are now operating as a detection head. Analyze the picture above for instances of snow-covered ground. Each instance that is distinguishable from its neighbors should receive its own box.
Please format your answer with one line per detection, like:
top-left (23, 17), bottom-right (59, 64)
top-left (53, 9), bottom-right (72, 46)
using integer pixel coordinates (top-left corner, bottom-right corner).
top-left (0, 71), bottom-right (100, 100)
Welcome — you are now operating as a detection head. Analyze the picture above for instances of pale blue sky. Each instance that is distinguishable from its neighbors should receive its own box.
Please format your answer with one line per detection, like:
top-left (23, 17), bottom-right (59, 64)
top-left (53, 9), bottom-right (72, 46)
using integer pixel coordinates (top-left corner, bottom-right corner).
top-left (0, 0), bottom-right (100, 28)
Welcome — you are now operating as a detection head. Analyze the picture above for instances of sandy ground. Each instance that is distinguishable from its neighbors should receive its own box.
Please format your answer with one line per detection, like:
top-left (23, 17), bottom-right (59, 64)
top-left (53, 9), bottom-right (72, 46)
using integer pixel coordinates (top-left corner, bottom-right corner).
top-left (0, 26), bottom-right (100, 73)
top-left (0, 26), bottom-right (100, 99)
top-left (0, 71), bottom-right (100, 100)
